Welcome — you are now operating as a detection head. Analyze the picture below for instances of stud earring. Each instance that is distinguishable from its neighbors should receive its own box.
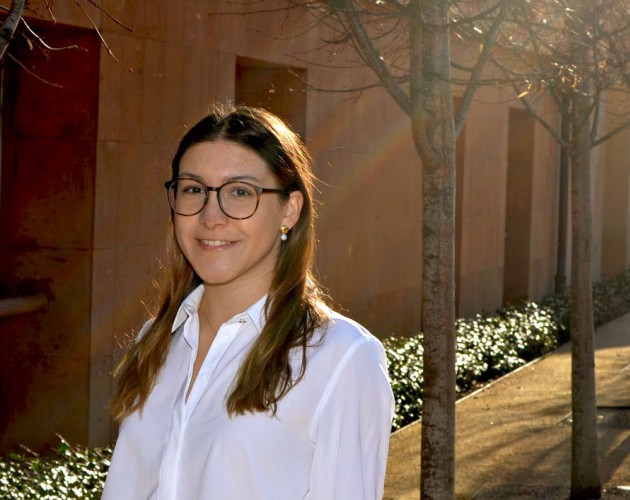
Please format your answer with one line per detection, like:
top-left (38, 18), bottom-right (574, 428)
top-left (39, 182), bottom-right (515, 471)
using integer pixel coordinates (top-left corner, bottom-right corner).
top-left (280, 225), bottom-right (289, 241)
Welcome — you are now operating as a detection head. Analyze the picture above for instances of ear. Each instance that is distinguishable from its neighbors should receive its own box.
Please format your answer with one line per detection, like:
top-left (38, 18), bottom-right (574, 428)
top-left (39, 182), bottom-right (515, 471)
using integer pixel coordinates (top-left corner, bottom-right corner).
top-left (282, 191), bottom-right (304, 230)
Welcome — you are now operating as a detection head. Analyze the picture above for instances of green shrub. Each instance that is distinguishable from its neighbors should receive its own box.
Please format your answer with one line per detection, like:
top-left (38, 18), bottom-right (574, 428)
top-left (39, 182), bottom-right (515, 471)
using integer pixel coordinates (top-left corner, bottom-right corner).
top-left (0, 437), bottom-right (111, 499)
top-left (593, 269), bottom-right (630, 326)
top-left (383, 302), bottom-right (562, 431)
top-left (383, 335), bottom-right (424, 430)
top-left (384, 269), bottom-right (630, 431)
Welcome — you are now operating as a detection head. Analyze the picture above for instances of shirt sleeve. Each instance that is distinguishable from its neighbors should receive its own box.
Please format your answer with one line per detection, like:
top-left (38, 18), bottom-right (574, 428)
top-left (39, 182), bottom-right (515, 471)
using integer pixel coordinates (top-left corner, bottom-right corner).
top-left (308, 337), bottom-right (395, 500)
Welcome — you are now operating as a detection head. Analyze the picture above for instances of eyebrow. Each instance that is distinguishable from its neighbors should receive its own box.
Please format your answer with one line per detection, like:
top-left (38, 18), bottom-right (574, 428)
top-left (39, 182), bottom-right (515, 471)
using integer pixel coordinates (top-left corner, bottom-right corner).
top-left (177, 172), bottom-right (264, 184)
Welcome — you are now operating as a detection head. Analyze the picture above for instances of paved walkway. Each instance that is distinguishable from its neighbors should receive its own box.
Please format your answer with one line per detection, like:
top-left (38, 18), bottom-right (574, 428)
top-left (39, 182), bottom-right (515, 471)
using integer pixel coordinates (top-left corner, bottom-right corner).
top-left (384, 312), bottom-right (630, 499)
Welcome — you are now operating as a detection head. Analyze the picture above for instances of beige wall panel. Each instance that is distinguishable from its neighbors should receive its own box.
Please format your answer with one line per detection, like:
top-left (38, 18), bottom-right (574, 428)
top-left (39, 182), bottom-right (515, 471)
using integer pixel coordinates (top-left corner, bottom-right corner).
top-left (89, 353), bottom-right (114, 447)
top-left (591, 146), bottom-right (604, 281)
top-left (529, 119), bottom-right (559, 300)
top-left (112, 244), bottom-right (164, 344)
top-left (486, 266), bottom-right (504, 311)
top-left (180, 47), bottom-right (206, 123)
top-left (93, 141), bottom-right (120, 249)
top-left (101, 0), bottom-right (145, 34)
top-left (97, 33), bottom-right (145, 143)
top-left (626, 179), bottom-right (630, 266)
top-left (114, 143), bottom-right (164, 245)
top-left (160, 44), bottom-right (187, 140)
top-left (601, 126), bottom-right (630, 277)
top-left (306, 76), bottom-right (422, 335)
top-left (89, 248), bottom-right (117, 446)
top-left (89, 248), bottom-right (117, 361)
top-left (459, 272), bottom-right (483, 314)
top-left (457, 98), bottom-right (508, 317)
top-left (141, 39), bottom-right (170, 142)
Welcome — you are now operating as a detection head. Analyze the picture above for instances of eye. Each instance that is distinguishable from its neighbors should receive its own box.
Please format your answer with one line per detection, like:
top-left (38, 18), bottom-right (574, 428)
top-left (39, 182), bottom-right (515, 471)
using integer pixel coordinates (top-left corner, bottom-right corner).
top-left (178, 180), bottom-right (205, 195)
top-left (228, 183), bottom-right (257, 198)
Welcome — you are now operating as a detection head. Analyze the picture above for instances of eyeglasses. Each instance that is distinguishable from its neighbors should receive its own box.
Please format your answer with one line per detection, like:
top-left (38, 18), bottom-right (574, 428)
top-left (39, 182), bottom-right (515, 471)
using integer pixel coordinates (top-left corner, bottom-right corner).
top-left (164, 178), bottom-right (288, 219)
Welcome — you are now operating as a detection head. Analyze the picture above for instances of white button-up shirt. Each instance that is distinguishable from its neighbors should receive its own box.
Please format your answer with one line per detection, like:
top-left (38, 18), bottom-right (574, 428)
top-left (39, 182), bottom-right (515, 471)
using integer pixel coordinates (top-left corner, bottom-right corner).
top-left (103, 285), bottom-right (394, 500)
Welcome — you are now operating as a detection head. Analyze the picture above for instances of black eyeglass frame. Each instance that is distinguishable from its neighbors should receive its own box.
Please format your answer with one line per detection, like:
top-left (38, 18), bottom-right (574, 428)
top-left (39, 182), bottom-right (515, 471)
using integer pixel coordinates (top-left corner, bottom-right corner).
top-left (164, 178), bottom-right (290, 220)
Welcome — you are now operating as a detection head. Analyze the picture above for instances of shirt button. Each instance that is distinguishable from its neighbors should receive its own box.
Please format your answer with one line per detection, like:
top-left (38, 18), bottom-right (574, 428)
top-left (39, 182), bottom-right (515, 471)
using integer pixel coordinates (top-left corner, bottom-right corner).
top-left (200, 374), bottom-right (208, 381)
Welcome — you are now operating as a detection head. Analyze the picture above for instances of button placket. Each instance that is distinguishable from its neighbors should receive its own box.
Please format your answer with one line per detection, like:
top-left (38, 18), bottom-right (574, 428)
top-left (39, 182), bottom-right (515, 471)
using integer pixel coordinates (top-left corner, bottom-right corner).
top-left (183, 322), bottom-right (242, 419)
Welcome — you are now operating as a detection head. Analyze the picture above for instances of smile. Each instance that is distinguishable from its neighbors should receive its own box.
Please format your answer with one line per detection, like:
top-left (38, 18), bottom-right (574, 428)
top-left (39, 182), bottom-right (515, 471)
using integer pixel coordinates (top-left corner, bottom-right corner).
top-left (199, 239), bottom-right (233, 247)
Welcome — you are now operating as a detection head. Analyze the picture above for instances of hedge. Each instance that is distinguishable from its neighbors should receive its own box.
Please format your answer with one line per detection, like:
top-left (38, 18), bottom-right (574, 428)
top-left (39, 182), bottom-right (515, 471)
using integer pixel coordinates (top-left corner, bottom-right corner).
top-left (385, 268), bottom-right (630, 430)
top-left (0, 437), bottom-right (111, 499)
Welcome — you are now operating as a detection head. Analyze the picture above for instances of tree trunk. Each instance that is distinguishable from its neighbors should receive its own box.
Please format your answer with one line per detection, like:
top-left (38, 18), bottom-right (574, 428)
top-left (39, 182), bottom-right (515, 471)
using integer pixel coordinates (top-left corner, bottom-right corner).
top-left (0, 0), bottom-right (25, 61)
top-left (409, 1), bottom-right (456, 498)
top-left (568, 94), bottom-right (602, 499)
top-left (555, 100), bottom-right (570, 294)
top-left (567, 3), bottom-right (602, 495)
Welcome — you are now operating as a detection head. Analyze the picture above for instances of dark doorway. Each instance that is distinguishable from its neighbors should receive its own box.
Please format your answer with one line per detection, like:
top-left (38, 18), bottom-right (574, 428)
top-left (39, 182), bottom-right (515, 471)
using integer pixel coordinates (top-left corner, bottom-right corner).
top-left (503, 108), bottom-right (535, 306)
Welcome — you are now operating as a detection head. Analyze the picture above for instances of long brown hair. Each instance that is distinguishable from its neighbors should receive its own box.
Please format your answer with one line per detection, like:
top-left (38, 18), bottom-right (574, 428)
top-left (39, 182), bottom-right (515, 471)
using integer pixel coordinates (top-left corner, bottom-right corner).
top-left (110, 104), bottom-right (328, 421)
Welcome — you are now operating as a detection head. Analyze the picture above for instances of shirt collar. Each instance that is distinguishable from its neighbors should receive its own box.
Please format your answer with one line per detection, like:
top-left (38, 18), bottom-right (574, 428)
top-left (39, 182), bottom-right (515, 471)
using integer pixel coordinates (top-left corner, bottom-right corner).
top-left (171, 284), bottom-right (268, 333)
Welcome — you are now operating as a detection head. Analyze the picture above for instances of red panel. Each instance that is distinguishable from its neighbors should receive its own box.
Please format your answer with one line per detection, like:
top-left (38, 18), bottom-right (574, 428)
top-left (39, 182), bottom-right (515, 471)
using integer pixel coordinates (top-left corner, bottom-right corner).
top-left (0, 24), bottom-right (100, 452)
top-left (12, 29), bottom-right (100, 140)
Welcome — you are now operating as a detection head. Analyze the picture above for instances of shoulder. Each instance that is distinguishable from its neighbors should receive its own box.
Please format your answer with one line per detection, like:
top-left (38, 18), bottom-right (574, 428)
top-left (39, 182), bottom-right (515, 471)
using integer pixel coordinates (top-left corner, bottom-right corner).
top-left (135, 318), bottom-right (156, 343)
top-left (311, 306), bottom-right (386, 366)
top-left (307, 308), bottom-right (394, 436)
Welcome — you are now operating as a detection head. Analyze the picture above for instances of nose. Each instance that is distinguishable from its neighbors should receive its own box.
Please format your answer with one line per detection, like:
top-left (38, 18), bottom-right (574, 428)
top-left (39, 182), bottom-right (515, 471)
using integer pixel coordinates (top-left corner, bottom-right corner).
top-left (198, 190), bottom-right (228, 226)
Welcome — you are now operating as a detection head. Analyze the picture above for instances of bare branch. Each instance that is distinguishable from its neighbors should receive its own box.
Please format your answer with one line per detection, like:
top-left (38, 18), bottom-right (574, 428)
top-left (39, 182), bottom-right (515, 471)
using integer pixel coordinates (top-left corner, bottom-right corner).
top-left (455, 2), bottom-right (507, 137)
top-left (288, 66), bottom-right (408, 94)
top-left (497, 58), bottom-right (566, 146)
top-left (18, 15), bottom-right (86, 51)
top-left (74, 0), bottom-right (134, 73)
top-left (592, 116), bottom-right (630, 146)
top-left (324, 0), bottom-right (411, 115)
top-left (0, 0), bottom-right (26, 61)
top-left (208, 1), bottom-right (307, 16)
top-left (84, 0), bottom-right (134, 32)
top-left (6, 52), bottom-right (63, 87)
top-left (45, 0), bottom-right (57, 22)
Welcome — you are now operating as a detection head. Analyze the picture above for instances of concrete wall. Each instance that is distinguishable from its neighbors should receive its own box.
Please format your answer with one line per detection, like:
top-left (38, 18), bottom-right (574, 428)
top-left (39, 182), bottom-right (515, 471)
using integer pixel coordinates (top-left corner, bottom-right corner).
top-left (454, 86), bottom-right (559, 316)
top-left (1, 0), bottom-right (627, 450)
top-left (601, 124), bottom-right (630, 278)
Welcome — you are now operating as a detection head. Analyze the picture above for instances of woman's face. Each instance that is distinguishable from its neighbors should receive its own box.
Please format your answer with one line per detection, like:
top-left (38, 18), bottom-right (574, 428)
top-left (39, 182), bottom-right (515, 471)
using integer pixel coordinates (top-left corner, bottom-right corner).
top-left (174, 140), bottom-right (302, 294)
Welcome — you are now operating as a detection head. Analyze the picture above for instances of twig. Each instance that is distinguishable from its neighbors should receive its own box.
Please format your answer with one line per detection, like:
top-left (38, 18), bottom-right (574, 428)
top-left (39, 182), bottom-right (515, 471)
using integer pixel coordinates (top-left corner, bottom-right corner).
top-left (45, 0), bottom-right (57, 22)
top-left (75, 0), bottom-right (134, 73)
top-left (6, 52), bottom-right (63, 87)
top-left (85, 0), bottom-right (134, 32)
top-left (20, 16), bottom-right (86, 51)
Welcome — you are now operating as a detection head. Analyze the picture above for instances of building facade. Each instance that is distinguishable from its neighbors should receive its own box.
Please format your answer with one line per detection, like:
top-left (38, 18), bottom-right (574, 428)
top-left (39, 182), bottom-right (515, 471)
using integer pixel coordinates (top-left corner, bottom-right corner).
top-left (1, 1), bottom-right (628, 451)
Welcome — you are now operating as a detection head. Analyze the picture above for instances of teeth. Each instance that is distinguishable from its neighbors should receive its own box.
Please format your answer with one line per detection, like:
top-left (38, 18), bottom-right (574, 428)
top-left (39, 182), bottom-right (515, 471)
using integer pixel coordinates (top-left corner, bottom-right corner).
top-left (201, 240), bottom-right (230, 247)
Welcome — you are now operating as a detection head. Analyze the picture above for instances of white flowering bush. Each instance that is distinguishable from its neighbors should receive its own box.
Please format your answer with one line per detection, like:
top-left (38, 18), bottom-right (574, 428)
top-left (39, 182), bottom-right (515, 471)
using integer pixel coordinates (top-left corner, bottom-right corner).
top-left (0, 437), bottom-right (111, 499)
top-left (384, 269), bottom-right (630, 431)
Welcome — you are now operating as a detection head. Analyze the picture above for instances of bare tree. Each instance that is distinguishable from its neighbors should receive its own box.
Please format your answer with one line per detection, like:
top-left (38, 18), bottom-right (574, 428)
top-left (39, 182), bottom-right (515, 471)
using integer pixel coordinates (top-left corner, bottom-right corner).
top-left (480, 0), bottom-right (630, 496)
top-left (226, 0), bottom-right (508, 497)
top-left (0, 1), bottom-right (133, 72)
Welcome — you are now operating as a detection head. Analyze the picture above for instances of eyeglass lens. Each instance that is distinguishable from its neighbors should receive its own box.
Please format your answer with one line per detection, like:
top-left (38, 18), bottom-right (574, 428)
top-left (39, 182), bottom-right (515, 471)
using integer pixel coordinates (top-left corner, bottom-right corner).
top-left (168, 179), bottom-right (260, 218)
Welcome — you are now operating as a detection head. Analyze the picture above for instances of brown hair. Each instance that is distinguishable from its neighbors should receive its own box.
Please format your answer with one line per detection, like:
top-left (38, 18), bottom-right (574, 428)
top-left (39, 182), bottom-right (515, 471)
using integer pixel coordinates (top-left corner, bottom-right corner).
top-left (110, 104), bottom-right (328, 420)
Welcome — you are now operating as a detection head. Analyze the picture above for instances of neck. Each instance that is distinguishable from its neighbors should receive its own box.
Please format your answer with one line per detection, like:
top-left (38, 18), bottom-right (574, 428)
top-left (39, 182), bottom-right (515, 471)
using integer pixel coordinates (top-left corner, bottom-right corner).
top-left (200, 275), bottom-right (271, 326)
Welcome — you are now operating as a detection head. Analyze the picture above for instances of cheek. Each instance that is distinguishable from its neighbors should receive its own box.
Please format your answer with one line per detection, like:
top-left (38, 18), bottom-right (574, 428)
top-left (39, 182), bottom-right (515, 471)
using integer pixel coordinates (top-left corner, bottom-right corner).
top-left (173, 218), bottom-right (190, 252)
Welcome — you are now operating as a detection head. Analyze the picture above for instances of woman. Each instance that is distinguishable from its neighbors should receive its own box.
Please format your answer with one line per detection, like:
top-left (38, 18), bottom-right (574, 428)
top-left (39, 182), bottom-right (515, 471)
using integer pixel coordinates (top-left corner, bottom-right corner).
top-left (103, 104), bottom-right (394, 500)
